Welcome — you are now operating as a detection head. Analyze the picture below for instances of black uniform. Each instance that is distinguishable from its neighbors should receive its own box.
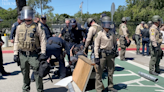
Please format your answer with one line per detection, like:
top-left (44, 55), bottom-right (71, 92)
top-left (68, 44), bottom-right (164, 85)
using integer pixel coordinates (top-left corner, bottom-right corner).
top-left (46, 37), bottom-right (70, 78)
top-left (141, 28), bottom-right (150, 55)
top-left (40, 22), bottom-right (52, 39)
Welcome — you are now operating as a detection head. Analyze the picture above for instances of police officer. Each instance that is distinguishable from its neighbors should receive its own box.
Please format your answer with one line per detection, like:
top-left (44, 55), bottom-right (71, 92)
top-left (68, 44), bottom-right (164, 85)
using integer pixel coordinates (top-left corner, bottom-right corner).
top-left (148, 21), bottom-right (153, 29)
top-left (141, 24), bottom-right (150, 56)
top-left (94, 16), bottom-right (117, 92)
top-left (34, 17), bottom-right (40, 24)
top-left (135, 21), bottom-right (145, 54)
top-left (0, 17), bottom-right (11, 76)
top-left (69, 19), bottom-right (86, 48)
top-left (13, 6), bottom-right (47, 92)
top-left (84, 18), bottom-right (102, 54)
top-left (58, 19), bottom-right (71, 46)
top-left (39, 15), bottom-right (52, 39)
top-left (9, 16), bottom-right (22, 43)
top-left (149, 15), bottom-right (163, 76)
top-left (46, 36), bottom-right (70, 79)
top-left (119, 17), bottom-right (130, 61)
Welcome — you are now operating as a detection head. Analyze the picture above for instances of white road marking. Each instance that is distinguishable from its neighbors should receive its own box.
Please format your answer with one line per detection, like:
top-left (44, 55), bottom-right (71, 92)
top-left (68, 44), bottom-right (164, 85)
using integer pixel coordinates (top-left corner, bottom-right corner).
top-left (116, 57), bottom-right (164, 78)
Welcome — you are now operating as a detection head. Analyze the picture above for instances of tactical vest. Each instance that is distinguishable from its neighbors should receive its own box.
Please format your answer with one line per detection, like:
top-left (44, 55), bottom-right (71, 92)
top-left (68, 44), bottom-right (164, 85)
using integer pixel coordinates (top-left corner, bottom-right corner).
top-left (64, 27), bottom-right (71, 41)
top-left (18, 23), bottom-right (40, 51)
top-left (92, 25), bottom-right (102, 41)
top-left (119, 24), bottom-right (124, 36)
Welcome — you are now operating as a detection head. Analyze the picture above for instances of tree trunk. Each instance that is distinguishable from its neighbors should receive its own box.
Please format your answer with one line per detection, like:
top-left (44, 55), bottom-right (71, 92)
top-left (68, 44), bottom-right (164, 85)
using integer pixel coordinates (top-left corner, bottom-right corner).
top-left (16, 0), bottom-right (26, 15)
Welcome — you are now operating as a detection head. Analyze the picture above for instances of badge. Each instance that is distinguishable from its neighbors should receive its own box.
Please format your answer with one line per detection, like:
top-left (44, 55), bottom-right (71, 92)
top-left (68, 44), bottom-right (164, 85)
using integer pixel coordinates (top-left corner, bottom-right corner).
top-left (31, 25), bottom-right (35, 29)
top-left (76, 27), bottom-right (78, 30)
top-left (61, 28), bottom-right (63, 30)
top-left (66, 29), bottom-right (68, 31)
top-left (151, 33), bottom-right (154, 35)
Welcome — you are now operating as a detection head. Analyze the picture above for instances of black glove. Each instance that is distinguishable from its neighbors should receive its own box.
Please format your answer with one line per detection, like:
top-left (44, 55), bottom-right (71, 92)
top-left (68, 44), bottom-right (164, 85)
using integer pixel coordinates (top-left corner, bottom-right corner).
top-left (38, 54), bottom-right (47, 61)
top-left (14, 55), bottom-right (20, 66)
top-left (95, 58), bottom-right (100, 65)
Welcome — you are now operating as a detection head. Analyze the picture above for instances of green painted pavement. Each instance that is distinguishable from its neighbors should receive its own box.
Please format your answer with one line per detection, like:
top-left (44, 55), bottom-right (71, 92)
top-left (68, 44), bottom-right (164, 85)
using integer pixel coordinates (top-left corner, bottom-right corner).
top-left (88, 58), bottom-right (164, 92)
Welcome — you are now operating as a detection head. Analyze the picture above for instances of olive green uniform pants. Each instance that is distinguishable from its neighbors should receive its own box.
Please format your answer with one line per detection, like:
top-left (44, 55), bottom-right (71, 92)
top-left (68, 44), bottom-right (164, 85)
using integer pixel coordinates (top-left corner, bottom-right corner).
top-left (19, 52), bottom-right (43, 92)
top-left (119, 37), bottom-right (126, 60)
top-left (135, 35), bottom-right (140, 53)
top-left (95, 52), bottom-right (115, 92)
top-left (149, 46), bottom-right (162, 72)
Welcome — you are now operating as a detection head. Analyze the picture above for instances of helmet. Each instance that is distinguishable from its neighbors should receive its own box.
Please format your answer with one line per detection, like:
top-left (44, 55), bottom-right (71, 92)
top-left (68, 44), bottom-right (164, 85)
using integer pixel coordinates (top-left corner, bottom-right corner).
top-left (21, 6), bottom-right (35, 20)
top-left (122, 17), bottom-right (127, 22)
top-left (70, 19), bottom-right (76, 26)
top-left (148, 21), bottom-right (152, 24)
top-left (0, 17), bottom-right (3, 22)
top-left (41, 15), bottom-right (46, 19)
top-left (87, 18), bottom-right (94, 27)
top-left (152, 15), bottom-right (161, 22)
top-left (101, 16), bottom-right (112, 29)
top-left (141, 21), bottom-right (145, 24)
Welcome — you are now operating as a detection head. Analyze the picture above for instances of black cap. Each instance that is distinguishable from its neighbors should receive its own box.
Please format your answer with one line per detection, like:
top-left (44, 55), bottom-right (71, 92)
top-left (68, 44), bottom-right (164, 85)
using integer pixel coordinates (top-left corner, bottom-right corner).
top-left (41, 15), bottom-right (46, 19)
top-left (70, 19), bottom-right (76, 25)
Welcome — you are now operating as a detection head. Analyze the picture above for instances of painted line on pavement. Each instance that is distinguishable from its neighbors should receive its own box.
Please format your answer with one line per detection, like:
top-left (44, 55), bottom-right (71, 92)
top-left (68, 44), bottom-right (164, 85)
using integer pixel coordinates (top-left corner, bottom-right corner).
top-left (116, 57), bottom-right (164, 78)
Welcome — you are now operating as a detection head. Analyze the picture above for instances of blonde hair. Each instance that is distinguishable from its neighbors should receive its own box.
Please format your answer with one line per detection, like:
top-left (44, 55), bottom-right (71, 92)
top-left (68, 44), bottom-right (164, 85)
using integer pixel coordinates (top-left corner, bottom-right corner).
top-left (144, 24), bottom-right (148, 29)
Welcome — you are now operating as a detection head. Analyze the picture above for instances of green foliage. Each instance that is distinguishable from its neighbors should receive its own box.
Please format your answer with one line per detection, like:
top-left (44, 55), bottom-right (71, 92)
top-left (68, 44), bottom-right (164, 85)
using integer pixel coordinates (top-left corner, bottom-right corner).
top-left (0, 8), bottom-right (17, 30)
top-left (27, 0), bottom-right (54, 13)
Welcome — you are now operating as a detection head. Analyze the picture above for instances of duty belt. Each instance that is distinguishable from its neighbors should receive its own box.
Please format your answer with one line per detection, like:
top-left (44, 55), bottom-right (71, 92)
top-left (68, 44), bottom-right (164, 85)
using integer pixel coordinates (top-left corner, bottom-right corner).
top-left (19, 50), bottom-right (38, 56)
top-left (100, 49), bottom-right (113, 55)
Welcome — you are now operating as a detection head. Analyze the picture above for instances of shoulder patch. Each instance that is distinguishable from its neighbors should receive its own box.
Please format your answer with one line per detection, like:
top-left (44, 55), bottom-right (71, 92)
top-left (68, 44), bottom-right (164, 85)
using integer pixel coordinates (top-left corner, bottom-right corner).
top-left (151, 29), bottom-right (155, 32)
top-left (61, 28), bottom-right (63, 30)
top-left (31, 25), bottom-right (35, 29)
top-left (41, 25), bottom-right (44, 30)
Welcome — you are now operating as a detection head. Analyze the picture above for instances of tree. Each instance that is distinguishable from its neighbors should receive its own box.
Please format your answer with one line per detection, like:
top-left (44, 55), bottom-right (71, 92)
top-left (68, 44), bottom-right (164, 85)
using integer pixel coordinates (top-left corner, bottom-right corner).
top-left (16, 0), bottom-right (26, 14)
top-left (27, 0), bottom-right (54, 15)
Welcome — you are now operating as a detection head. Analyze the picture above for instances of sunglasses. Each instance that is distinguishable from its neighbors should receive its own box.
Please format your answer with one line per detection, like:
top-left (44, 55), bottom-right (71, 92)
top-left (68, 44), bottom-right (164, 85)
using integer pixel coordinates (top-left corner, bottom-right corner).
top-left (42, 18), bottom-right (46, 20)
top-left (25, 20), bottom-right (32, 22)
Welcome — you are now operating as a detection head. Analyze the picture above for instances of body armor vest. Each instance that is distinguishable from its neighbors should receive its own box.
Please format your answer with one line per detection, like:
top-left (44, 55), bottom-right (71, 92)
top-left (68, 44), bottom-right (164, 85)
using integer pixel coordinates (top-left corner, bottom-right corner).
top-left (119, 24), bottom-right (124, 36)
top-left (18, 23), bottom-right (40, 51)
top-left (92, 25), bottom-right (102, 42)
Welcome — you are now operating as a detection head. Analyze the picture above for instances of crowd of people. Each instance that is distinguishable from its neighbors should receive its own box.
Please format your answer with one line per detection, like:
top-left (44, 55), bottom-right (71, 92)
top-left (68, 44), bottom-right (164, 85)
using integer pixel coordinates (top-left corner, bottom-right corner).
top-left (0, 5), bottom-right (163, 92)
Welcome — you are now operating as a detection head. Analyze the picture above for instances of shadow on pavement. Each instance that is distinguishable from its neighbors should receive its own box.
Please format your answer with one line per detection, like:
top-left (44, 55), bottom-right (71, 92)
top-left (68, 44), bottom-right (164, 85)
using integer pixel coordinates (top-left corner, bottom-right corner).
top-left (3, 61), bottom-right (16, 65)
top-left (125, 57), bottom-right (134, 60)
top-left (113, 83), bottom-right (127, 90)
top-left (3, 71), bottom-right (21, 76)
top-left (44, 87), bottom-right (68, 92)
top-left (0, 76), bottom-right (7, 80)
top-left (115, 66), bottom-right (125, 71)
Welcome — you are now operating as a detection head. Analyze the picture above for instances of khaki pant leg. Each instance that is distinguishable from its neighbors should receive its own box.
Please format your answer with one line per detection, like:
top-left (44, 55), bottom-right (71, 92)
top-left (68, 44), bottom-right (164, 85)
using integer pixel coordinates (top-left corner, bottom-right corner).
top-left (106, 55), bottom-right (115, 88)
top-left (19, 53), bottom-right (30, 92)
top-left (95, 52), bottom-right (106, 92)
top-left (28, 53), bottom-right (43, 92)
top-left (119, 38), bottom-right (126, 60)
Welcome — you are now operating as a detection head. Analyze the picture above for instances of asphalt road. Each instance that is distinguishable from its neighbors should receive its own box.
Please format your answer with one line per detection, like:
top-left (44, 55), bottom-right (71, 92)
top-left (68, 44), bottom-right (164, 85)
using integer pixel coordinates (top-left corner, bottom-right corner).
top-left (0, 50), bottom-right (164, 92)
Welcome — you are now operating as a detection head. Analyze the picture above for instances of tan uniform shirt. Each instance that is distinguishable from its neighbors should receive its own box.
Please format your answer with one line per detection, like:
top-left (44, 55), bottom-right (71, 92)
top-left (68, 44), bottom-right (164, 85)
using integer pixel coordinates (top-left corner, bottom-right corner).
top-left (135, 24), bottom-right (144, 35)
top-left (120, 23), bottom-right (129, 37)
top-left (84, 23), bottom-right (100, 48)
top-left (94, 30), bottom-right (117, 58)
top-left (14, 22), bottom-right (47, 55)
top-left (149, 24), bottom-right (163, 47)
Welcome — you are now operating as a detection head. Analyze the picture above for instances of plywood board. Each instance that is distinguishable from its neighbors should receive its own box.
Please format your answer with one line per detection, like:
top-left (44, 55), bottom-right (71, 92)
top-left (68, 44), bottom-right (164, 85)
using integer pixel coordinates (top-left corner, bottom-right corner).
top-left (72, 56), bottom-right (93, 92)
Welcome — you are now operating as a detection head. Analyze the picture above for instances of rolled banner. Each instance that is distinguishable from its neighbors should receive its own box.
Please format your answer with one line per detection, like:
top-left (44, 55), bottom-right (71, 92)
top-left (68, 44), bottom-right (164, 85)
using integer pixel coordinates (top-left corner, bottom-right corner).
top-left (138, 71), bottom-right (158, 82)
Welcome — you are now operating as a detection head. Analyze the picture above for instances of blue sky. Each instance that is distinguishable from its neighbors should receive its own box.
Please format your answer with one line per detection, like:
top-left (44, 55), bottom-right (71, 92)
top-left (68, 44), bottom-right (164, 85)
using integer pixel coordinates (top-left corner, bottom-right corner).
top-left (1, 0), bottom-right (127, 15)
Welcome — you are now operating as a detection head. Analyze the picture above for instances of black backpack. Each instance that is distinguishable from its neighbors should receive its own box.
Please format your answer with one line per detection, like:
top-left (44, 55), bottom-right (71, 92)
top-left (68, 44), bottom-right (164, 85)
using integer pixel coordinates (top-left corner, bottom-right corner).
top-left (39, 60), bottom-right (51, 78)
